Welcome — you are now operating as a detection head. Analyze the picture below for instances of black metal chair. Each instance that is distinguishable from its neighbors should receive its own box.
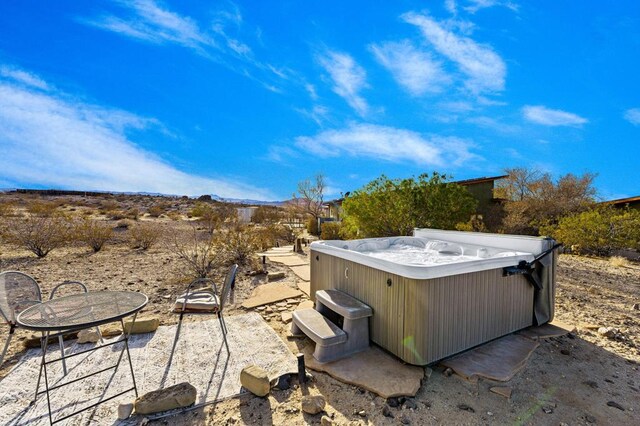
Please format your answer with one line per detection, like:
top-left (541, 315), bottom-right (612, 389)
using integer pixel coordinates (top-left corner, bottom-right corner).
top-left (173, 264), bottom-right (238, 340)
top-left (0, 272), bottom-right (100, 374)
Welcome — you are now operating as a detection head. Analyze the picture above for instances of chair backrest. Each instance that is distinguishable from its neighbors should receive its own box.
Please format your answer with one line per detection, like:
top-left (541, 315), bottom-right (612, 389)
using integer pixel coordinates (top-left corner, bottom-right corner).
top-left (49, 280), bottom-right (88, 300)
top-left (218, 264), bottom-right (238, 312)
top-left (0, 271), bottom-right (42, 325)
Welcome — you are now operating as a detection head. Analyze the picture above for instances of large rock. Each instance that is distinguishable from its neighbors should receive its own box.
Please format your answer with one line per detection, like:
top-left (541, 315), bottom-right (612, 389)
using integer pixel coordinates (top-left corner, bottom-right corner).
top-left (301, 395), bottom-right (326, 415)
top-left (124, 317), bottom-right (159, 334)
top-left (134, 382), bottom-right (197, 415)
top-left (77, 329), bottom-right (101, 344)
top-left (240, 365), bottom-right (270, 397)
top-left (118, 402), bottom-right (134, 420)
top-left (100, 325), bottom-right (122, 337)
top-left (23, 332), bottom-right (77, 349)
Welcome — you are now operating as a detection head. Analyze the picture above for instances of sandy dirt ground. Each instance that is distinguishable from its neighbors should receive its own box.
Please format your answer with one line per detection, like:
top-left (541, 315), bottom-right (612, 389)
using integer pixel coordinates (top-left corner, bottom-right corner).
top-left (0, 213), bottom-right (638, 425)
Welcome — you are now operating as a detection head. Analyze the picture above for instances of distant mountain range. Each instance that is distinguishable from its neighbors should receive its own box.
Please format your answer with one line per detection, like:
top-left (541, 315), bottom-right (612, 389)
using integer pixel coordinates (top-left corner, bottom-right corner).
top-left (0, 188), bottom-right (287, 206)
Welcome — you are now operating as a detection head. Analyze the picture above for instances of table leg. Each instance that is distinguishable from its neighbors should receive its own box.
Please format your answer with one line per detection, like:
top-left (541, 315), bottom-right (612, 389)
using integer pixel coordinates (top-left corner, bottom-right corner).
top-left (34, 331), bottom-right (54, 425)
top-left (120, 312), bottom-right (140, 397)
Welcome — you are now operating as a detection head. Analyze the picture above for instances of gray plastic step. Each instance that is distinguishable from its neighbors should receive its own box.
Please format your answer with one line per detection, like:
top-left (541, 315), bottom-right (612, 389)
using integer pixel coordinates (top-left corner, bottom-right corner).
top-left (316, 289), bottom-right (373, 320)
top-left (292, 308), bottom-right (347, 346)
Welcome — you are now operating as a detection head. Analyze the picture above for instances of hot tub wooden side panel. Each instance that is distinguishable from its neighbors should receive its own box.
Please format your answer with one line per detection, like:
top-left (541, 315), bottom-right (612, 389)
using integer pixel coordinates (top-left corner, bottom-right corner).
top-left (311, 251), bottom-right (406, 357)
top-left (403, 269), bottom-right (534, 365)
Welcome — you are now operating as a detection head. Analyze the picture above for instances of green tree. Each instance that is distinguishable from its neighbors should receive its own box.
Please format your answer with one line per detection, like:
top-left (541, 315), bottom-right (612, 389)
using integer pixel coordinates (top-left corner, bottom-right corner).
top-left (341, 173), bottom-right (477, 238)
top-left (540, 206), bottom-right (640, 256)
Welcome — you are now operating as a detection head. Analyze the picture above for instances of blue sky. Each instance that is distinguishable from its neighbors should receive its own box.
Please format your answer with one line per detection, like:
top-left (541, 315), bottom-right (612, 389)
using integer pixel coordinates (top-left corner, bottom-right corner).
top-left (1, 1), bottom-right (638, 201)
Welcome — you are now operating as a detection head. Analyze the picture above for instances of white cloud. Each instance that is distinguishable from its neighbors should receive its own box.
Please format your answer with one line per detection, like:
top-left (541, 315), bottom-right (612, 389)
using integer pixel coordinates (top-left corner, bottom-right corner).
top-left (0, 66), bottom-right (272, 199)
top-left (318, 51), bottom-right (369, 116)
top-left (84, 0), bottom-right (213, 53)
top-left (467, 116), bottom-right (520, 133)
top-left (369, 40), bottom-right (451, 96)
top-left (294, 123), bottom-right (479, 167)
top-left (522, 105), bottom-right (588, 127)
top-left (624, 108), bottom-right (640, 125)
top-left (402, 12), bottom-right (506, 94)
top-left (463, 0), bottom-right (519, 14)
top-left (444, 0), bottom-right (458, 15)
top-left (0, 66), bottom-right (50, 91)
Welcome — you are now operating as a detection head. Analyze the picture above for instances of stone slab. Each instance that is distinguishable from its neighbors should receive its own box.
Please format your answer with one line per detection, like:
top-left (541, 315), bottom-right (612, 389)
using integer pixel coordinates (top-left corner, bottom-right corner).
top-left (440, 334), bottom-right (539, 382)
top-left (516, 321), bottom-right (576, 341)
top-left (268, 255), bottom-right (309, 267)
top-left (297, 281), bottom-right (310, 297)
top-left (242, 283), bottom-right (303, 309)
top-left (296, 300), bottom-right (314, 311)
top-left (289, 265), bottom-right (311, 282)
top-left (303, 346), bottom-right (423, 399)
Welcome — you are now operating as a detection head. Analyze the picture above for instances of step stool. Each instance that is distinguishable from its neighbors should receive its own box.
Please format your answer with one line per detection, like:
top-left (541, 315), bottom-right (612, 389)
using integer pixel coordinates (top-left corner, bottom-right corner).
top-left (292, 289), bottom-right (372, 363)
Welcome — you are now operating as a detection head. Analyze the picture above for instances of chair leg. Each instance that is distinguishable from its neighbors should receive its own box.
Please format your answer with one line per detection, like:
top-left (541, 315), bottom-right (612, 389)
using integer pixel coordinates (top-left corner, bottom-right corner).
top-left (95, 326), bottom-right (104, 344)
top-left (58, 335), bottom-right (67, 376)
top-left (217, 312), bottom-right (227, 335)
top-left (1, 327), bottom-right (14, 367)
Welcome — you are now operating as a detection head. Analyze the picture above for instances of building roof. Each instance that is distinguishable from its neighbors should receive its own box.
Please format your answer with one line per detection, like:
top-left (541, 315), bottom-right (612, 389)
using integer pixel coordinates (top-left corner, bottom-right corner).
top-left (453, 175), bottom-right (509, 186)
top-left (602, 195), bottom-right (640, 205)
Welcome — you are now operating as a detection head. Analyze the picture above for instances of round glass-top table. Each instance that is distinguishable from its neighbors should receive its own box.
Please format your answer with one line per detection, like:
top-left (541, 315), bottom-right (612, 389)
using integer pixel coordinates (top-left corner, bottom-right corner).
top-left (17, 291), bottom-right (148, 331)
top-left (16, 290), bottom-right (148, 425)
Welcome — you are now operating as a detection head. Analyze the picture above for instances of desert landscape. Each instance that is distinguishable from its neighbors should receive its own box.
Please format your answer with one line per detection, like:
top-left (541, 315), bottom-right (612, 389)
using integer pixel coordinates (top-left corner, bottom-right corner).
top-left (0, 192), bottom-right (638, 426)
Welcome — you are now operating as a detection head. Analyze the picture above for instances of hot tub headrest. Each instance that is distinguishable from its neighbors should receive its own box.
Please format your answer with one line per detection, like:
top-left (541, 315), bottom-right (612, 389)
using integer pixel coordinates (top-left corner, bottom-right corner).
top-left (414, 228), bottom-right (553, 255)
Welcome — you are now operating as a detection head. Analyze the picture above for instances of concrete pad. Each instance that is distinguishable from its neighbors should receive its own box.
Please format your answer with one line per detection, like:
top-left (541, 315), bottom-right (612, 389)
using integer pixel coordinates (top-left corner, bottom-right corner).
top-left (303, 346), bottom-right (423, 398)
top-left (290, 265), bottom-right (310, 281)
top-left (268, 255), bottom-right (309, 267)
top-left (268, 245), bottom-right (294, 253)
top-left (297, 281), bottom-right (310, 297)
top-left (517, 321), bottom-right (576, 341)
top-left (242, 283), bottom-right (303, 309)
top-left (440, 334), bottom-right (539, 382)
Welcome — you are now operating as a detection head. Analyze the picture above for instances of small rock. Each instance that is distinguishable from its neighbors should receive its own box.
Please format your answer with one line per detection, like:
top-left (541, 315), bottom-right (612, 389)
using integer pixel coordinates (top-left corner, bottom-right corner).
top-left (382, 405), bottom-right (394, 418)
top-left (490, 386), bottom-right (512, 399)
top-left (458, 404), bottom-right (475, 413)
top-left (356, 410), bottom-right (366, 417)
top-left (276, 302), bottom-right (287, 308)
top-left (240, 365), bottom-right (270, 397)
top-left (134, 382), bottom-right (197, 415)
top-left (584, 414), bottom-right (596, 423)
top-left (281, 312), bottom-right (293, 324)
top-left (100, 325), bottom-right (122, 337)
top-left (273, 374), bottom-right (291, 391)
top-left (424, 367), bottom-right (433, 380)
top-left (583, 380), bottom-right (598, 388)
top-left (542, 406), bottom-right (554, 414)
top-left (632, 303), bottom-right (639, 310)
top-left (77, 329), bottom-right (101, 344)
top-left (118, 402), bottom-right (134, 420)
top-left (487, 411), bottom-right (494, 416)
top-left (124, 317), bottom-right (159, 334)
top-left (283, 404), bottom-right (300, 414)
top-left (265, 307), bottom-right (274, 314)
top-left (403, 398), bottom-right (417, 410)
top-left (321, 415), bottom-right (334, 426)
top-left (598, 327), bottom-right (617, 339)
top-left (443, 368), bottom-right (453, 377)
top-left (606, 401), bottom-right (625, 411)
top-left (387, 397), bottom-right (399, 408)
top-left (301, 395), bottom-right (326, 415)
top-left (268, 272), bottom-right (286, 281)
top-left (399, 414), bottom-right (411, 424)
top-left (560, 349), bottom-right (571, 356)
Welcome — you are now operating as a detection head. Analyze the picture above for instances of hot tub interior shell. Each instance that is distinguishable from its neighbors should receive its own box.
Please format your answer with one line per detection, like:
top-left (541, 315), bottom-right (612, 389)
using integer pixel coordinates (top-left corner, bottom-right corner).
top-left (310, 229), bottom-right (556, 366)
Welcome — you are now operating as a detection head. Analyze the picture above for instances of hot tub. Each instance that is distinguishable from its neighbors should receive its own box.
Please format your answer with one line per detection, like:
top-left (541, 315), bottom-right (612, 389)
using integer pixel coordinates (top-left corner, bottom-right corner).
top-left (310, 228), bottom-right (557, 365)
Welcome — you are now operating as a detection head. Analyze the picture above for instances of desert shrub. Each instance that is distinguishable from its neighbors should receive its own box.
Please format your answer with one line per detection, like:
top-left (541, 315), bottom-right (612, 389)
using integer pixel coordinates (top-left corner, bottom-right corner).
top-left (75, 218), bottom-right (113, 252)
top-left (125, 208), bottom-right (139, 220)
top-left (214, 224), bottom-right (261, 266)
top-left (0, 201), bottom-right (16, 217)
top-left (306, 217), bottom-right (319, 236)
top-left (320, 222), bottom-right (342, 240)
top-left (540, 206), bottom-right (640, 257)
top-left (609, 256), bottom-right (629, 268)
top-left (26, 200), bottom-right (59, 217)
top-left (341, 172), bottom-right (477, 238)
top-left (1, 215), bottom-right (72, 257)
top-left (251, 206), bottom-right (282, 224)
top-left (147, 204), bottom-right (167, 218)
top-left (496, 167), bottom-right (597, 235)
top-left (107, 209), bottom-right (127, 220)
top-left (167, 211), bottom-right (182, 221)
top-left (129, 223), bottom-right (161, 250)
top-left (189, 202), bottom-right (213, 218)
top-left (170, 225), bottom-right (224, 278)
top-left (99, 200), bottom-right (119, 212)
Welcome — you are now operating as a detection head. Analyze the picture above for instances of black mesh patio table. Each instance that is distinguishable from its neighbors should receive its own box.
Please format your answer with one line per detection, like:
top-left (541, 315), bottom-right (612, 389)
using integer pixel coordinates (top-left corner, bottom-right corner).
top-left (17, 291), bottom-right (148, 425)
